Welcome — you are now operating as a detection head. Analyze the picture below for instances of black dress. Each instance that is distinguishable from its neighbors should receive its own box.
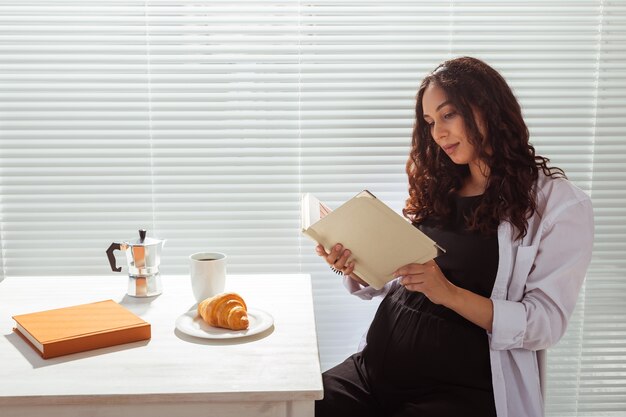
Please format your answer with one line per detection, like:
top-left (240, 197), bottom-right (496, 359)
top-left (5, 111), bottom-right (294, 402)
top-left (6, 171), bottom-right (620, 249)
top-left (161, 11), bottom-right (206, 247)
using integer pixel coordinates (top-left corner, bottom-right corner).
top-left (316, 194), bottom-right (499, 417)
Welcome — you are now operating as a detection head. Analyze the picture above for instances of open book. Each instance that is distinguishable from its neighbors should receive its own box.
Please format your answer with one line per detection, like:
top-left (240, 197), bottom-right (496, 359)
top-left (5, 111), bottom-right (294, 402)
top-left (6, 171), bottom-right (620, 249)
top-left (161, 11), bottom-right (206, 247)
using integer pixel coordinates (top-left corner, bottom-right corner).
top-left (301, 190), bottom-right (444, 290)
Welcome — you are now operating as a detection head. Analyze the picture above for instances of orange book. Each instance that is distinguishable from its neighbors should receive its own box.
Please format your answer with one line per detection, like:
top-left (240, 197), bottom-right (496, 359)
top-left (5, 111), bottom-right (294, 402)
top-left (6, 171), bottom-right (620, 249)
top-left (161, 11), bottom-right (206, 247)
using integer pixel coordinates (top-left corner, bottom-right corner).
top-left (12, 299), bottom-right (151, 359)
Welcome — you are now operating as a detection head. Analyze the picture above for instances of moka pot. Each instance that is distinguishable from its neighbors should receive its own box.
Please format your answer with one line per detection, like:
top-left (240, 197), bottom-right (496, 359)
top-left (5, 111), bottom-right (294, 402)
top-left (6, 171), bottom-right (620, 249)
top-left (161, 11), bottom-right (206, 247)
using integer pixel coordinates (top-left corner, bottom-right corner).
top-left (106, 229), bottom-right (165, 297)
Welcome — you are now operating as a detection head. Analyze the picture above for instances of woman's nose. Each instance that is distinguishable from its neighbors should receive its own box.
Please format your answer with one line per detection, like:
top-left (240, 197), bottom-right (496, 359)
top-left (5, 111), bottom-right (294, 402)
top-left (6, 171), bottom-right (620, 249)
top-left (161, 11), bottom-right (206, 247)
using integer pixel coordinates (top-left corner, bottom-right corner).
top-left (432, 123), bottom-right (446, 141)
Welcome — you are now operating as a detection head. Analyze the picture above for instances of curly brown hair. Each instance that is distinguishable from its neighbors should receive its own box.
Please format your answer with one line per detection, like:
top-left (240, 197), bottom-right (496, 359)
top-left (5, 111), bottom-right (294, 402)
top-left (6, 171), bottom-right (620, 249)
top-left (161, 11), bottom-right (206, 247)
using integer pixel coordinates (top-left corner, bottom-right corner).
top-left (403, 56), bottom-right (565, 240)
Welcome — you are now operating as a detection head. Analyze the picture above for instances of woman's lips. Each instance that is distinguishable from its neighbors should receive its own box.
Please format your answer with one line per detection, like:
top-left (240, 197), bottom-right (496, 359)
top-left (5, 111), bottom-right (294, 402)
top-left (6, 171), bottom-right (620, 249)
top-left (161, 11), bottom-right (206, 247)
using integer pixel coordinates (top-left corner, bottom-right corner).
top-left (443, 143), bottom-right (459, 155)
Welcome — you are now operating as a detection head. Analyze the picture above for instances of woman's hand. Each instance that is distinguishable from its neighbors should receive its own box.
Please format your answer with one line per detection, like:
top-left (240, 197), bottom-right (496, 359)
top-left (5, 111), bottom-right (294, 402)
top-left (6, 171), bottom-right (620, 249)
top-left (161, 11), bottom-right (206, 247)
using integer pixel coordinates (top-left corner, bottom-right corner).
top-left (394, 260), bottom-right (459, 306)
top-left (394, 260), bottom-right (494, 331)
top-left (315, 243), bottom-right (368, 287)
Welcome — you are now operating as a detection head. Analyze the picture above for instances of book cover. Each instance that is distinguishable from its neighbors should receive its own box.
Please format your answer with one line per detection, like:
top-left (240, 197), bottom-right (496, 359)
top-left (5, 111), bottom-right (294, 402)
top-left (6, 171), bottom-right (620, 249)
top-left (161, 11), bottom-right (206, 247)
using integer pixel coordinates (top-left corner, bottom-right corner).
top-left (301, 190), bottom-right (444, 290)
top-left (12, 299), bottom-right (151, 359)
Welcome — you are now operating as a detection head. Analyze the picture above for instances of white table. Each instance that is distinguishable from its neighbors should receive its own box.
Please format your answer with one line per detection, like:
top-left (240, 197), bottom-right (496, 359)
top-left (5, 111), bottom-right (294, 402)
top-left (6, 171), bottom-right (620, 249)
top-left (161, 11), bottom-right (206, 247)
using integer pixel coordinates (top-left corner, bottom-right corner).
top-left (0, 274), bottom-right (323, 417)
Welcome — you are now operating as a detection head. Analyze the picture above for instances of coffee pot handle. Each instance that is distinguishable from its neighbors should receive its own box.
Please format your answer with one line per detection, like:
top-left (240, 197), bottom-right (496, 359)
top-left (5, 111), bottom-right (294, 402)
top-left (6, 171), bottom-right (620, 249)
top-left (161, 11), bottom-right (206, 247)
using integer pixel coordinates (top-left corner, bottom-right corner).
top-left (106, 243), bottom-right (122, 272)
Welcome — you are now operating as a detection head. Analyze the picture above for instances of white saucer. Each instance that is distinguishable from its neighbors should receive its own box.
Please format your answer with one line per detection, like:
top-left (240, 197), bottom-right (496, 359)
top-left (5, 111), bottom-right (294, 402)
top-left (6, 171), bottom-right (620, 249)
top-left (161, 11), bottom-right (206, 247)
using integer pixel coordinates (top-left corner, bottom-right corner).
top-left (175, 307), bottom-right (274, 340)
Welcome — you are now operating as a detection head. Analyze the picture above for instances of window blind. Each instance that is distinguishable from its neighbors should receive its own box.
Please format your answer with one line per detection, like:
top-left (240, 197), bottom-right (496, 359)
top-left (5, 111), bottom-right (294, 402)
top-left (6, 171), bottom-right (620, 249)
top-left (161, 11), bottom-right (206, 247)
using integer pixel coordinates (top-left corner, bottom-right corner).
top-left (144, 1), bottom-right (301, 274)
top-left (578, 1), bottom-right (626, 415)
top-left (0, 1), bottom-right (624, 415)
top-left (0, 1), bottom-right (154, 276)
top-left (0, 0), bottom-right (301, 277)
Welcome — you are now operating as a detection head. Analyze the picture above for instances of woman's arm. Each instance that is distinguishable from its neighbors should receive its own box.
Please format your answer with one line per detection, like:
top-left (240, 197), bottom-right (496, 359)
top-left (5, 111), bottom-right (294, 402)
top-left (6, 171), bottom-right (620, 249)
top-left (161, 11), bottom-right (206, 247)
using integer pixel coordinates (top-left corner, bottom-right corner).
top-left (448, 285), bottom-right (494, 332)
top-left (393, 260), bottom-right (494, 331)
top-left (490, 198), bottom-right (594, 351)
top-left (397, 197), bottom-right (594, 350)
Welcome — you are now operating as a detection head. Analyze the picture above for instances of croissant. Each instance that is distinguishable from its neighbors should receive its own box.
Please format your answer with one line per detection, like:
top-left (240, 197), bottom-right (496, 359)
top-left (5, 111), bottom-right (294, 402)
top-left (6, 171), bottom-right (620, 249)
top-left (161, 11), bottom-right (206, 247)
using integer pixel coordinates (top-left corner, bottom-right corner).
top-left (197, 292), bottom-right (249, 330)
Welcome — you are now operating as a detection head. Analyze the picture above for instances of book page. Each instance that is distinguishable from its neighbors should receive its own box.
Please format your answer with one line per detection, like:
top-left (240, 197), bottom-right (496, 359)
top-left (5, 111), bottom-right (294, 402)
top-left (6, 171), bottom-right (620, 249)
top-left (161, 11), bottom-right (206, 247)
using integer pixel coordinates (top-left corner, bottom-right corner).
top-left (14, 323), bottom-right (43, 352)
top-left (319, 200), bottom-right (332, 219)
top-left (301, 193), bottom-right (333, 230)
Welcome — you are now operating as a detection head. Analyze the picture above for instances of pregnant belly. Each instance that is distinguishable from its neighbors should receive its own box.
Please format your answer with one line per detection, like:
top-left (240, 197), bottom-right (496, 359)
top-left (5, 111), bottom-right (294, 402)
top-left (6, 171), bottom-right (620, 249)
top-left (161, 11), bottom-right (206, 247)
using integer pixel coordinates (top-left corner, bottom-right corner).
top-left (362, 293), bottom-right (493, 391)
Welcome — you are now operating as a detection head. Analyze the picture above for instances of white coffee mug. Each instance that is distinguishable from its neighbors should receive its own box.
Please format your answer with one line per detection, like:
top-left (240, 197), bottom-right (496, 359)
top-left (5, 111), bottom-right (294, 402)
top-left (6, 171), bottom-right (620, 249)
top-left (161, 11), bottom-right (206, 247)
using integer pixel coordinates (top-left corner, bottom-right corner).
top-left (189, 252), bottom-right (227, 302)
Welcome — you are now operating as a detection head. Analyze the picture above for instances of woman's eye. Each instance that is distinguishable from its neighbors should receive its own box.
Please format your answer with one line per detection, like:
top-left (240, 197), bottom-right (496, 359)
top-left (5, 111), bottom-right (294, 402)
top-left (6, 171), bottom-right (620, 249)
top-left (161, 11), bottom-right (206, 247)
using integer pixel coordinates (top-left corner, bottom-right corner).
top-left (444, 111), bottom-right (456, 119)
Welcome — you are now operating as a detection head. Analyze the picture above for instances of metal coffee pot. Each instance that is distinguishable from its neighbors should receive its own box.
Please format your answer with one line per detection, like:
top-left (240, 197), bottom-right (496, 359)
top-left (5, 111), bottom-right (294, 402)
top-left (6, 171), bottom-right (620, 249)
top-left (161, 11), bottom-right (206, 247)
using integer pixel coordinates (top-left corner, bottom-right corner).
top-left (106, 229), bottom-right (165, 297)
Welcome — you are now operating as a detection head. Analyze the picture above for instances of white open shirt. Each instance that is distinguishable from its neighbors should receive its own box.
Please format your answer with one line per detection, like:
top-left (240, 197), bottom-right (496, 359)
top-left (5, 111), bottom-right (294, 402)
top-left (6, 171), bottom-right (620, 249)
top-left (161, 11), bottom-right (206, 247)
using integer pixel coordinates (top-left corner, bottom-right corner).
top-left (344, 173), bottom-right (594, 417)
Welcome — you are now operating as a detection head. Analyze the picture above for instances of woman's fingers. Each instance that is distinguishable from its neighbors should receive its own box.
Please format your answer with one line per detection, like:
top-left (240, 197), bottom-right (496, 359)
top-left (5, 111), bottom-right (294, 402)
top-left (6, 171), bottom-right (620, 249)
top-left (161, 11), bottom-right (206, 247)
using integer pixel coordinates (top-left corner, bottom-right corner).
top-left (399, 274), bottom-right (424, 286)
top-left (336, 249), bottom-right (352, 269)
top-left (393, 261), bottom-right (434, 278)
top-left (314, 243), bottom-right (354, 273)
top-left (315, 243), bottom-right (339, 264)
top-left (404, 283), bottom-right (423, 292)
top-left (328, 243), bottom-right (343, 264)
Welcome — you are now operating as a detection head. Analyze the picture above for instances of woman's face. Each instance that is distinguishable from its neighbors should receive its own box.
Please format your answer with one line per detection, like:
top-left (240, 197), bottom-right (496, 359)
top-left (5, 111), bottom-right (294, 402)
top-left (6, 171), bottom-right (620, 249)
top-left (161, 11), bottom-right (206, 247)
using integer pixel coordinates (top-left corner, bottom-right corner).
top-left (422, 83), bottom-right (484, 166)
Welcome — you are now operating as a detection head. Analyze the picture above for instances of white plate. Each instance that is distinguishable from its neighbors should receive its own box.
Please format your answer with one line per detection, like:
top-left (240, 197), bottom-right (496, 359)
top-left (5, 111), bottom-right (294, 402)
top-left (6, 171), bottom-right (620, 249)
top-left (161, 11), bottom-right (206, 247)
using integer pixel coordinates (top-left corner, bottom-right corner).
top-left (175, 307), bottom-right (274, 340)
